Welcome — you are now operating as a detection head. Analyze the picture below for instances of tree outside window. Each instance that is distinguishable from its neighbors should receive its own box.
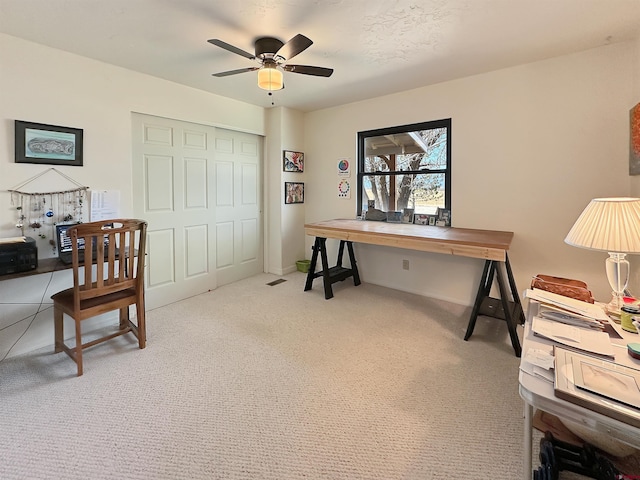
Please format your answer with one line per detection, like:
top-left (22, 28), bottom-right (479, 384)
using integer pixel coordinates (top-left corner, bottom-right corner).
top-left (357, 119), bottom-right (451, 219)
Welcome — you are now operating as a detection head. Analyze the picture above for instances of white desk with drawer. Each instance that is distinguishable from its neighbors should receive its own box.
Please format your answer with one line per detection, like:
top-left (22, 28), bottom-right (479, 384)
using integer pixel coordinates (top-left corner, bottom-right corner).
top-left (519, 300), bottom-right (640, 479)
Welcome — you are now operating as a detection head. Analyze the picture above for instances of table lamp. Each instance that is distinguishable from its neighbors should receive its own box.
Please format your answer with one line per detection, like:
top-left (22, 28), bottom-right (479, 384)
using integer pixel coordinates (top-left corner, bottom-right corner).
top-left (565, 197), bottom-right (640, 311)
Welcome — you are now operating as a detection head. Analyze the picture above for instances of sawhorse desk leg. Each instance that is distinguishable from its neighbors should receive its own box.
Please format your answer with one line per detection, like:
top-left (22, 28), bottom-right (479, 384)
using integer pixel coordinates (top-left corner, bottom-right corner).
top-left (304, 237), bottom-right (361, 299)
top-left (464, 253), bottom-right (524, 357)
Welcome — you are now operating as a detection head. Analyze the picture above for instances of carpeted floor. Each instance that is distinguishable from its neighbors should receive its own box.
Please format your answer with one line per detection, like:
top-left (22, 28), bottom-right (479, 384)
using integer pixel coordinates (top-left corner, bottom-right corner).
top-left (0, 272), bottom-right (527, 479)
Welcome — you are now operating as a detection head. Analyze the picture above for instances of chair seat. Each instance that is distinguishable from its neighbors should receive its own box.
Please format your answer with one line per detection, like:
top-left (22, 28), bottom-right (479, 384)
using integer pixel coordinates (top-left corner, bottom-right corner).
top-left (52, 287), bottom-right (137, 318)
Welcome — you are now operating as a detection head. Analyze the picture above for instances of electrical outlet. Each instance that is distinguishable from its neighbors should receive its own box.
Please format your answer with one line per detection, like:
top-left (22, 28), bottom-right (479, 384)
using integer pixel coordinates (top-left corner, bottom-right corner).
top-left (402, 259), bottom-right (409, 270)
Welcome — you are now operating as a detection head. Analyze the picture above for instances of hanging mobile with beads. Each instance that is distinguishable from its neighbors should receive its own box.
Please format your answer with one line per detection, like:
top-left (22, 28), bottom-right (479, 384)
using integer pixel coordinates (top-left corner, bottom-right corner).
top-left (14, 193), bottom-right (25, 235)
top-left (45, 194), bottom-right (54, 223)
top-left (38, 196), bottom-right (46, 239)
top-left (78, 190), bottom-right (85, 223)
top-left (8, 169), bottom-right (89, 249)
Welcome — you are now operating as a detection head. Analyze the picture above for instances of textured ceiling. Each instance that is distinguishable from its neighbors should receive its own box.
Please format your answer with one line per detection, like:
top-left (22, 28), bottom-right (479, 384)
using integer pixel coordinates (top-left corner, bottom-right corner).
top-left (1, 0), bottom-right (640, 112)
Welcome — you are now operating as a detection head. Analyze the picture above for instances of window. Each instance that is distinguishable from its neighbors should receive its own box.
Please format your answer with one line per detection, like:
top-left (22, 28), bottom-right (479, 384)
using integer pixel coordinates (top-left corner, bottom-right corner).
top-left (356, 119), bottom-right (451, 220)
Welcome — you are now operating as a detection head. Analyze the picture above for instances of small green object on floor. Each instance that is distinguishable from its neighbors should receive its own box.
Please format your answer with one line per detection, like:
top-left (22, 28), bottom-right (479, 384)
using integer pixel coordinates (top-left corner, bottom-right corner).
top-left (296, 259), bottom-right (310, 273)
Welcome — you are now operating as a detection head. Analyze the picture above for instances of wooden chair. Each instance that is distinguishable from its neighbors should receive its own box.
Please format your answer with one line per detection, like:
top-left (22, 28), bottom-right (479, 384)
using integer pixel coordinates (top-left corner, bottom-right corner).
top-left (52, 219), bottom-right (147, 376)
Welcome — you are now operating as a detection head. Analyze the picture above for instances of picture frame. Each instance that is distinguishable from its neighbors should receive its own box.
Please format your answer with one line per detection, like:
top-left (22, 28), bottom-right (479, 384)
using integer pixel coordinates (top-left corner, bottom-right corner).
top-left (437, 208), bottom-right (451, 226)
top-left (285, 182), bottom-right (304, 204)
top-left (402, 208), bottom-right (414, 223)
top-left (554, 346), bottom-right (640, 428)
top-left (283, 150), bottom-right (304, 172)
top-left (386, 211), bottom-right (402, 223)
top-left (413, 214), bottom-right (428, 225)
top-left (631, 102), bottom-right (640, 175)
top-left (15, 120), bottom-right (83, 166)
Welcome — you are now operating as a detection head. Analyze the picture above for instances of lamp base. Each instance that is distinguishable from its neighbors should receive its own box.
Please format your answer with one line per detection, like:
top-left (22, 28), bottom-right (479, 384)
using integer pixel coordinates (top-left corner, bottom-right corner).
top-left (605, 252), bottom-right (629, 318)
top-left (605, 303), bottom-right (622, 322)
top-left (605, 293), bottom-right (627, 321)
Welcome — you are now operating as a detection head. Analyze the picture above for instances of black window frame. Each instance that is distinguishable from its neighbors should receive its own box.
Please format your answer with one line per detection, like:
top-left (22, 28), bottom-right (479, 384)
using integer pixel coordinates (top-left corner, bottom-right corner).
top-left (356, 118), bottom-right (452, 219)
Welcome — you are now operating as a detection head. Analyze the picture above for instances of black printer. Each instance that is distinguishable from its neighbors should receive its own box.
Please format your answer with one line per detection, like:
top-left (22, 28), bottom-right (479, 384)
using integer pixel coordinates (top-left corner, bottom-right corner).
top-left (0, 236), bottom-right (38, 275)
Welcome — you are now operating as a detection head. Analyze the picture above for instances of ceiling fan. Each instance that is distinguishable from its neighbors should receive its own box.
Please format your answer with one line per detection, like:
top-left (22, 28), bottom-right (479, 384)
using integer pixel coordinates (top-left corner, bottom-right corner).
top-left (208, 34), bottom-right (333, 91)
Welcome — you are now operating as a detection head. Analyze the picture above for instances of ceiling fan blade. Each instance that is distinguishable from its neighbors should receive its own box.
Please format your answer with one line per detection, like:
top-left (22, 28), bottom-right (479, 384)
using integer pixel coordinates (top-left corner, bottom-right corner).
top-left (212, 67), bottom-right (259, 77)
top-left (275, 34), bottom-right (313, 61)
top-left (283, 65), bottom-right (334, 77)
top-left (208, 39), bottom-right (255, 60)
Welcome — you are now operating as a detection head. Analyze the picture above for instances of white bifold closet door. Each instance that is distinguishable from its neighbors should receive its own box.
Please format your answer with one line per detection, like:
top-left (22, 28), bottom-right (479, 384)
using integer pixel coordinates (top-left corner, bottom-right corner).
top-left (132, 113), bottom-right (263, 310)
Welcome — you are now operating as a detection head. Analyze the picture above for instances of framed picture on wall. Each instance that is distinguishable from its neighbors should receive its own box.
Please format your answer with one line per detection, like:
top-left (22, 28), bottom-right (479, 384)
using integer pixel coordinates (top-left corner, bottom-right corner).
top-left (285, 182), bottom-right (304, 204)
top-left (631, 102), bottom-right (640, 175)
top-left (15, 120), bottom-right (83, 166)
top-left (283, 150), bottom-right (304, 172)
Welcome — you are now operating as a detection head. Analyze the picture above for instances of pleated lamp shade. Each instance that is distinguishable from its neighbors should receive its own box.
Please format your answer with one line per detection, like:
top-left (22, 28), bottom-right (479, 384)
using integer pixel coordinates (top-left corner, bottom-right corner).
top-left (564, 198), bottom-right (640, 253)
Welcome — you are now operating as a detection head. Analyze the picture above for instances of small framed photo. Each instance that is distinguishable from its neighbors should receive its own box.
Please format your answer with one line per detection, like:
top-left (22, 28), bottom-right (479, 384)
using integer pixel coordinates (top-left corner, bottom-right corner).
top-left (413, 214), bottom-right (428, 225)
top-left (285, 182), bottom-right (304, 204)
top-left (429, 216), bottom-right (437, 226)
top-left (402, 208), bottom-right (414, 223)
top-left (283, 150), bottom-right (304, 172)
top-left (386, 211), bottom-right (402, 223)
top-left (15, 120), bottom-right (83, 166)
top-left (437, 208), bottom-right (451, 226)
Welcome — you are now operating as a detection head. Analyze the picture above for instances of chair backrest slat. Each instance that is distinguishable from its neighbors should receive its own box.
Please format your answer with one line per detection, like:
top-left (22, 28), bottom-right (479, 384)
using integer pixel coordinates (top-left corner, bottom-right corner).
top-left (118, 231), bottom-right (126, 281)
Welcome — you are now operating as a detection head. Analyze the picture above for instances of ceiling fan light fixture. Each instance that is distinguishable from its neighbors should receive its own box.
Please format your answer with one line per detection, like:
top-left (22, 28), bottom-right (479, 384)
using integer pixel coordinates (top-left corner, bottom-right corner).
top-left (257, 65), bottom-right (283, 91)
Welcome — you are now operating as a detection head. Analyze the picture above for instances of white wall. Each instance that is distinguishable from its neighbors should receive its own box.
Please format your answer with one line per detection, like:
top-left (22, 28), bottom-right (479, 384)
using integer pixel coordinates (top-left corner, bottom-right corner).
top-left (0, 34), bottom-right (266, 256)
top-left (629, 36), bottom-right (640, 287)
top-left (265, 107), bottom-right (284, 274)
top-left (280, 108), bottom-right (306, 270)
top-left (631, 35), bottom-right (640, 198)
top-left (304, 42), bottom-right (637, 306)
top-left (264, 107), bottom-right (306, 275)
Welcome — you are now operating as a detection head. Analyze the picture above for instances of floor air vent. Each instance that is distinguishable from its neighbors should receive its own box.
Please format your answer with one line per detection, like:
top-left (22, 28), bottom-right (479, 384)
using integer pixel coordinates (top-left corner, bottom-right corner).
top-left (266, 279), bottom-right (287, 286)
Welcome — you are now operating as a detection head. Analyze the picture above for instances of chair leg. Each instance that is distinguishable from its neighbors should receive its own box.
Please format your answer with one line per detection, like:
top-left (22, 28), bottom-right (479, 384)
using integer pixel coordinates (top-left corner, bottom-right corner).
top-left (54, 307), bottom-right (63, 353)
top-left (119, 306), bottom-right (129, 330)
top-left (75, 319), bottom-right (83, 376)
top-left (136, 303), bottom-right (146, 349)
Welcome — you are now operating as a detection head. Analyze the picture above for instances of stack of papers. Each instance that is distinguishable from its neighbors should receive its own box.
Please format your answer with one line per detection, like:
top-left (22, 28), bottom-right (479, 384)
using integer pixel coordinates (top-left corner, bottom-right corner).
top-left (525, 289), bottom-right (610, 323)
top-left (538, 305), bottom-right (605, 330)
top-left (525, 289), bottom-right (617, 358)
top-left (532, 316), bottom-right (615, 358)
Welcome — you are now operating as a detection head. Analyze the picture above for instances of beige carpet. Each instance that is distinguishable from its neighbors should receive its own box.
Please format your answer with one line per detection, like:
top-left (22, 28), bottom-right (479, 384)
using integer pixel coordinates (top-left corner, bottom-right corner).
top-left (0, 272), bottom-right (525, 479)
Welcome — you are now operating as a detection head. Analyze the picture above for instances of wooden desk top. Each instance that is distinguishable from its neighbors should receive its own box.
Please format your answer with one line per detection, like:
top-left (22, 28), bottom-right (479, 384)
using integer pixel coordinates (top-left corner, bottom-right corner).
top-left (304, 219), bottom-right (514, 261)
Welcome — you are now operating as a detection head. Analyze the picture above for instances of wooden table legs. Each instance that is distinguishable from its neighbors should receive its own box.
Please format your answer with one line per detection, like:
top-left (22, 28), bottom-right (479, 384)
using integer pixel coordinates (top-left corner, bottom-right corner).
top-left (303, 236), bottom-right (522, 356)
top-left (304, 237), bottom-right (361, 299)
top-left (464, 253), bottom-right (524, 357)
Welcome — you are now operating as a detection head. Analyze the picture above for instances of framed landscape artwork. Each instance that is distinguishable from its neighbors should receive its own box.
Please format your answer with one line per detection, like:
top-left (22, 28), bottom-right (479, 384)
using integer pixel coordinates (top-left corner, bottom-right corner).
top-left (283, 150), bottom-right (304, 172)
top-left (15, 120), bottom-right (83, 166)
